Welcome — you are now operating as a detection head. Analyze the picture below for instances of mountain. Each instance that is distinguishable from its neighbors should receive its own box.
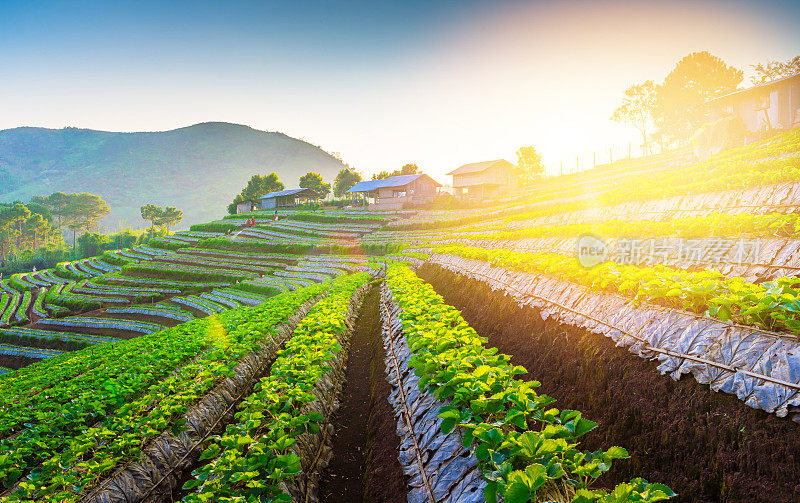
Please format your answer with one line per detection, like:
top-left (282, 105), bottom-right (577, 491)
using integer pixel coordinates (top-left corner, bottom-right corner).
top-left (0, 122), bottom-right (346, 229)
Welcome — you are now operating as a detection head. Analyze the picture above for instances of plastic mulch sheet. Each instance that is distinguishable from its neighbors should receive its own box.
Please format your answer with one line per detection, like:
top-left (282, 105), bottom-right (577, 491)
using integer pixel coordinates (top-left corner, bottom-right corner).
top-left (430, 254), bottom-right (800, 422)
top-left (380, 286), bottom-right (485, 503)
top-left (502, 181), bottom-right (800, 231)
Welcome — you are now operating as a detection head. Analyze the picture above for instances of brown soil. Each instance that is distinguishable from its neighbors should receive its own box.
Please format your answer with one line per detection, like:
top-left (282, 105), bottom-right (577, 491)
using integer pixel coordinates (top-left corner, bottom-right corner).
top-left (318, 282), bottom-right (406, 503)
top-left (0, 354), bottom-right (39, 370)
top-left (418, 264), bottom-right (800, 503)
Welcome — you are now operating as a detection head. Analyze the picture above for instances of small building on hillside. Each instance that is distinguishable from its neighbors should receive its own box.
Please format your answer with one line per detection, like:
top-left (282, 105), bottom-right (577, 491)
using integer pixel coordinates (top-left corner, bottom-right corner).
top-left (708, 72), bottom-right (800, 135)
top-left (236, 200), bottom-right (257, 214)
top-left (447, 159), bottom-right (518, 200)
top-left (347, 174), bottom-right (441, 210)
top-left (258, 188), bottom-right (319, 210)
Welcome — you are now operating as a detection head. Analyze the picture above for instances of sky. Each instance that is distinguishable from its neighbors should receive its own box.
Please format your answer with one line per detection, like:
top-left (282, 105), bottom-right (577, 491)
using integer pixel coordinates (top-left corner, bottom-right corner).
top-left (1, 0), bottom-right (799, 181)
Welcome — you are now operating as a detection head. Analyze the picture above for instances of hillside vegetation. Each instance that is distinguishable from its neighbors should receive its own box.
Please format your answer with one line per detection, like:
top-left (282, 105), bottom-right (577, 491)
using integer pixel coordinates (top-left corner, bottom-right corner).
top-left (0, 122), bottom-right (345, 228)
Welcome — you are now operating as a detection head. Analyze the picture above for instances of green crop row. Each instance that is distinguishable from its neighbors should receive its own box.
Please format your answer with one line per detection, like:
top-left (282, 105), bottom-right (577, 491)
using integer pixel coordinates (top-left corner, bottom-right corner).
top-left (254, 223), bottom-right (328, 238)
top-left (433, 244), bottom-right (800, 334)
top-left (182, 272), bottom-right (369, 502)
top-left (190, 222), bottom-right (239, 233)
top-left (465, 211), bottom-right (800, 241)
top-left (601, 130), bottom-right (800, 206)
top-left (100, 250), bottom-right (132, 266)
top-left (385, 264), bottom-right (674, 503)
top-left (44, 282), bottom-right (105, 312)
top-left (195, 236), bottom-right (404, 256)
top-left (148, 237), bottom-right (191, 251)
top-left (0, 282), bottom-right (330, 500)
top-left (121, 262), bottom-right (251, 283)
top-left (285, 211), bottom-right (388, 224)
top-left (0, 293), bottom-right (21, 326)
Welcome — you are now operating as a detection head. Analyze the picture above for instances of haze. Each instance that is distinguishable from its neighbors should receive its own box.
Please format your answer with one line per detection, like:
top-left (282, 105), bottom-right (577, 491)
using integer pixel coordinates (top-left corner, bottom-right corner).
top-left (1, 0), bottom-right (798, 180)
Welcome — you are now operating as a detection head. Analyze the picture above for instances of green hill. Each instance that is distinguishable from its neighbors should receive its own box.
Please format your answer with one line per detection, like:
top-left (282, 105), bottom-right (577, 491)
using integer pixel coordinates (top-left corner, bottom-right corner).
top-left (0, 122), bottom-right (345, 228)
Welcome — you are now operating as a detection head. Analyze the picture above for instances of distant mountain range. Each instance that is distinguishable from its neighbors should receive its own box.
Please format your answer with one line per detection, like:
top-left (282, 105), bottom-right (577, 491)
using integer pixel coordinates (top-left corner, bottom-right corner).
top-left (0, 122), bottom-right (346, 229)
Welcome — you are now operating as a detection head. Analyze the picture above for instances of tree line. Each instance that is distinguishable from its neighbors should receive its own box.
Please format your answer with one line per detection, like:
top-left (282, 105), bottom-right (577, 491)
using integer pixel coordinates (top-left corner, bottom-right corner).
top-left (226, 168), bottom-right (368, 214)
top-left (140, 204), bottom-right (184, 234)
top-left (1, 192), bottom-right (186, 275)
top-left (0, 192), bottom-right (109, 267)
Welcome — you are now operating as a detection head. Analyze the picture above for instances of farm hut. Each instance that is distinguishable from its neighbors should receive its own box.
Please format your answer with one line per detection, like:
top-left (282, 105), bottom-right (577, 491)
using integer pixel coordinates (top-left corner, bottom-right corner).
top-left (707, 72), bottom-right (800, 135)
top-left (347, 174), bottom-right (442, 210)
top-left (448, 159), bottom-right (519, 200)
top-left (235, 201), bottom-right (257, 214)
top-left (258, 188), bottom-right (319, 210)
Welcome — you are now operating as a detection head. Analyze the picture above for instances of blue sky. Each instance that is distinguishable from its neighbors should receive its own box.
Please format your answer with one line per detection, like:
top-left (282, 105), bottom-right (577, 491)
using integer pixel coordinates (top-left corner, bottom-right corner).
top-left (1, 0), bottom-right (798, 181)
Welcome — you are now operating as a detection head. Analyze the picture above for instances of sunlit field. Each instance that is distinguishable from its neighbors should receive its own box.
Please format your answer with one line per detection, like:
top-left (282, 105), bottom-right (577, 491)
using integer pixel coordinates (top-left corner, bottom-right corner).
top-left (1, 1), bottom-right (799, 502)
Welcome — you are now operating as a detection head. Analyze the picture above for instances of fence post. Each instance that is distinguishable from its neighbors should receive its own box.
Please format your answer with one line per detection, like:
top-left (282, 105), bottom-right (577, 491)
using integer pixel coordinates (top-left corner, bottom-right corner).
top-left (593, 151), bottom-right (596, 169)
top-left (628, 142), bottom-right (631, 159)
top-left (609, 148), bottom-right (612, 165)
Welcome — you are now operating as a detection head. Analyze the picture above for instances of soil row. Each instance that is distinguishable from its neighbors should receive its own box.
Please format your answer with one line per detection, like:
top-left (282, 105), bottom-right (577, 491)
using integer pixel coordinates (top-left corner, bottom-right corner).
top-left (318, 282), bottom-right (407, 503)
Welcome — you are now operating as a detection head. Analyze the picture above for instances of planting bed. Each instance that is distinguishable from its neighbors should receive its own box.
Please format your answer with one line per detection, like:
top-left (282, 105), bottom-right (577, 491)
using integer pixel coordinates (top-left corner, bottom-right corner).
top-left (418, 263), bottom-right (800, 503)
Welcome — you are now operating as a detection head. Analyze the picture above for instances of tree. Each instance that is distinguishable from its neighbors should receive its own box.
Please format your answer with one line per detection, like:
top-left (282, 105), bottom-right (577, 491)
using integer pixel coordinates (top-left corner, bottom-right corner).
top-left (240, 173), bottom-right (285, 202)
top-left (66, 193), bottom-right (110, 253)
top-left (7, 203), bottom-right (31, 250)
top-left (140, 204), bottom-right (183, 234)
top-left (394, 163), bottom-right (419, 176)
top-left (653, 51), bottom-right (743, 144)
top-left (374, 163), bottom-right (420, 180)
top-left (23, 213), bottom-right (48, 250)
top-left (42, 192), bottom-right (71, 230)
top-left (140, 204), bottom-right (160, 231)
top-left (751, 56), bottom-right (800, 85)
top-left (0, 200), bottom-right (61, 264)
top-left (227, 194), bottom-right (245, 215)
top-left (37, 192), bottom-right (109, 249)
top-left (515, 146), bottom-right (544, 184)
top-left (228, 173), bottom-right (285, 213)
top-left (77, 232), bottom-right (107, 259)
top-left (158, 206), bottom-right (183, 234)
top-left (333, 168), bottom-right (362, 198)
top-left (299, 172), bottom-right (331, 199)
top-left (611, 80), bottom-right (657, 154)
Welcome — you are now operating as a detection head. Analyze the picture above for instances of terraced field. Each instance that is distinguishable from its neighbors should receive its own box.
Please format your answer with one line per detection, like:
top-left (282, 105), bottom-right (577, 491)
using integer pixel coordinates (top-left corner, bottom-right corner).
top-left (3, 129), bottom-right (800, 503)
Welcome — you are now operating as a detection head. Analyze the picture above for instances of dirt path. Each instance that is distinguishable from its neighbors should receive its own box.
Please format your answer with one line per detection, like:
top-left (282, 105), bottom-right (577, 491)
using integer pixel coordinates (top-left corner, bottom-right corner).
top-left (418, 264), bottom-right (800, 503)
top-left (318, 282), bottom-right (406, 503)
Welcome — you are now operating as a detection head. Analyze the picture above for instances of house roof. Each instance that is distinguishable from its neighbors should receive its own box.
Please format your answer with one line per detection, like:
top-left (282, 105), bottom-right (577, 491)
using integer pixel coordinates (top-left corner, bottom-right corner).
top-left (447, 159), bottom-right (515, 176)
top-left (708, 72), bottom-right (800, 103)
top-left (347, 173), bottom-right (441, 193)
top-left (258, 188), bottom-right (317, 200)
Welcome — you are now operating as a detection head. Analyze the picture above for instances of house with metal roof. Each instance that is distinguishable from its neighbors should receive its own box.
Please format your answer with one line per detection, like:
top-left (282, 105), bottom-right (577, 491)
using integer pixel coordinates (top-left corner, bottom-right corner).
top-left (447, 159), bottom-right (518, 200)
top-left (258, 188), bottom-right (319, 209)
top-left (347, 174), bottom-right (441, 210)
top-left (708, 72), bottom-right (800, 135)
